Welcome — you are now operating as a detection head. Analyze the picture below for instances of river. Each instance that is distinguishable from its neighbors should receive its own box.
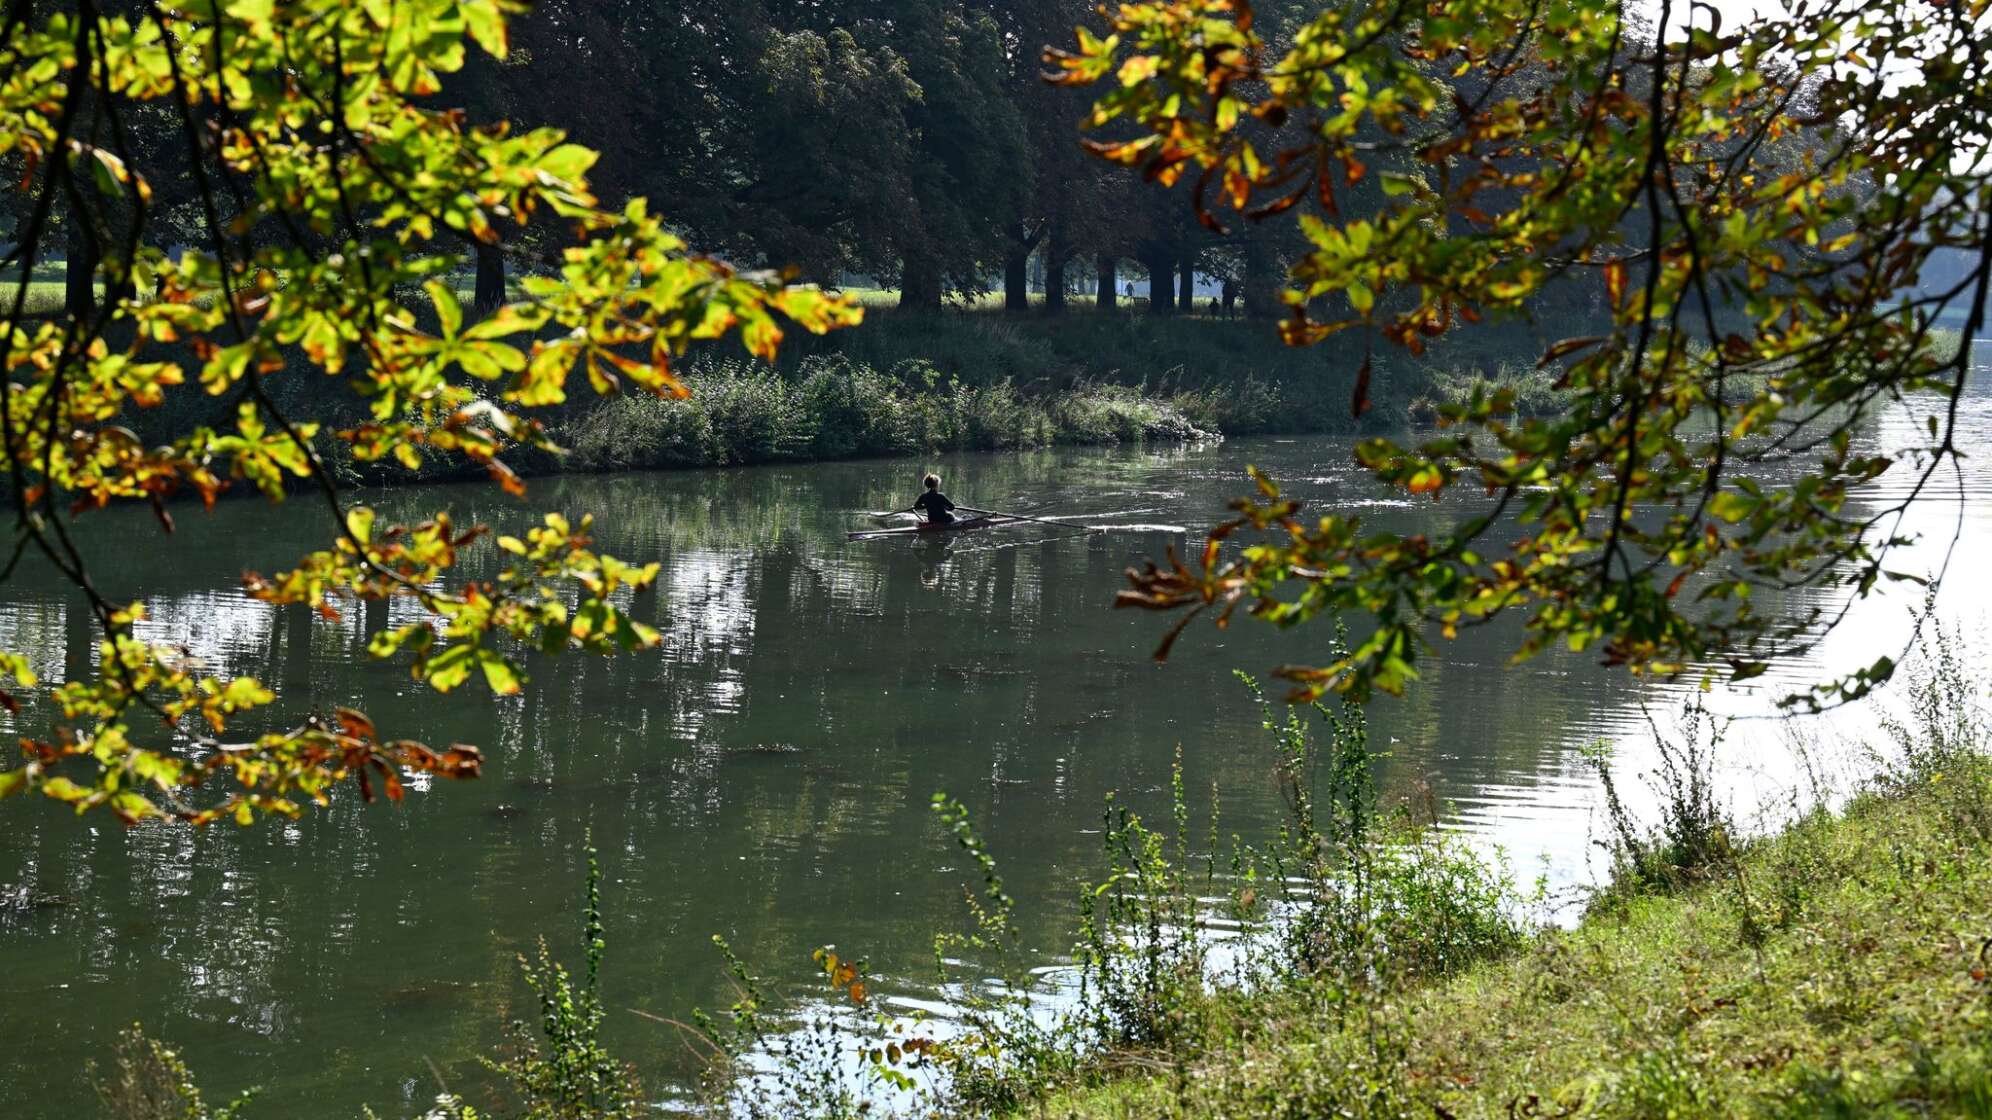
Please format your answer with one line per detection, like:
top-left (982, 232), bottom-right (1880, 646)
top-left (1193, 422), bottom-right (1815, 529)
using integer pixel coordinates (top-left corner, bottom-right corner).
top-left (1, 342), bottom-right (1987, 1116)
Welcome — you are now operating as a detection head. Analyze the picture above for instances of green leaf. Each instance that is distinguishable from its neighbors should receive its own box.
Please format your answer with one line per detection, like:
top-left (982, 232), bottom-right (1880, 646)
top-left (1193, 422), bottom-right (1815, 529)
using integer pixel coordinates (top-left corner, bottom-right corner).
top-left (462, 0), bottom-right (509, 57)
top-left (425, 645), bottom-right (477, 692)
top-left (426, 279), bottom-right (463, 340)
top-left (41, 776), bottom-right (90, 805)
top-left (476, 648), bottom-right (522, 695)
top-left (538, 143), bottom-right (599, 184)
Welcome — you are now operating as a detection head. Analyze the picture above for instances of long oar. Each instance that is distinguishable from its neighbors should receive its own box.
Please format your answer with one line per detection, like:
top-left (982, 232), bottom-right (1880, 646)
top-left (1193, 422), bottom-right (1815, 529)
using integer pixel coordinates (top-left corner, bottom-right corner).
top-left (957, 505), bottom-right (1095, 532)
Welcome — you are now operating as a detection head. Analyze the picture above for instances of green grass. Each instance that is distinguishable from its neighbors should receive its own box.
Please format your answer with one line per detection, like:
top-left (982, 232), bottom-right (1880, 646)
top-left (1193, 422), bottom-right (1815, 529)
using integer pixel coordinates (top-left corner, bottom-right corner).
top-left (1028, 761), bottom-right (1992, 1119)
top-left (767, 303), bottom-right (1498, 437)
top-left (2, 280), bottom-right (66, 316)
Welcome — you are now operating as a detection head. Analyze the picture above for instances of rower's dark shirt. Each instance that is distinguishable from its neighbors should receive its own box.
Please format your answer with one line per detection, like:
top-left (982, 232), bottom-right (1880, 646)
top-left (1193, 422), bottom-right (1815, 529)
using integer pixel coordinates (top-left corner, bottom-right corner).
top-left (914, 490), bottom-right (956, 523)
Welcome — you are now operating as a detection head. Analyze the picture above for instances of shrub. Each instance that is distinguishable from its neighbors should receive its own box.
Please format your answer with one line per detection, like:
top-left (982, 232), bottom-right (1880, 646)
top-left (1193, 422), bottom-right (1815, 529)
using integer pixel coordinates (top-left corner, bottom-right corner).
top-left (90, 1025), bottom-right (254, 1120)
top-left (1872, 608), bottom-right (1992, 840)
top-left (487, 840), bottom-right (644, 1120)
top-left (1584, 700), bottom-right (1736, 905)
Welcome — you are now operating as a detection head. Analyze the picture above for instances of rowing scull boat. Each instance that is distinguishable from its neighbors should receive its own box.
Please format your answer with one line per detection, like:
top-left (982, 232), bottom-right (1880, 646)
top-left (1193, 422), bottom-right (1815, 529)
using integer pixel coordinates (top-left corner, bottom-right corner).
top-left (845, 514), bottom-right (1021, 541)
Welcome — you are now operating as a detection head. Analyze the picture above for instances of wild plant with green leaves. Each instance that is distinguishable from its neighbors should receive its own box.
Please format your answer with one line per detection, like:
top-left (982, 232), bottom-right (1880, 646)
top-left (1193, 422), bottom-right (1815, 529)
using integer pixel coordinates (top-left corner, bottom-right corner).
top-left (0, 0), bottom-right (858, 826)
top-left (1871, 608), bottom-right (1992, 841)
top-left (706, 675), bottom-right (1527, 1117)
top-left (1060, 0), bottom-right (1990, 710)
top-left (488, 840), bottom-right (644, 1120)
top-left (1584, 700), bottom-right (1737, 902)
top-left (1234, 669), bottom-right (1527, 993)
top-left (690, 932), bottom-right (908, 1120)
top-left (90, 1025), bottom-right (254, 1120)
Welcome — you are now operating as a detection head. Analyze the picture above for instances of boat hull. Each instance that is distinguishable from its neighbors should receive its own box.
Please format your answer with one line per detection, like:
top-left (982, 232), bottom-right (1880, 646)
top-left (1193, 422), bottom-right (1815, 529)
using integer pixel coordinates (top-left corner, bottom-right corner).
top-left (846, 515), bottom-right (1016, 540)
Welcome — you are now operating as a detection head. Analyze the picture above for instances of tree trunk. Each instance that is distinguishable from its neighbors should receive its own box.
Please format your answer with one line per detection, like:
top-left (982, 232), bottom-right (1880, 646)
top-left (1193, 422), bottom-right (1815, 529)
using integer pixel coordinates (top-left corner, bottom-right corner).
top-left (63, 601), bottom-right (97, 685)
top-left (900, 257), bottom-right (943, 310)
top-left (1003, 246), bottom-right (1030, 313)
top-left (1242, 236), bottom-right (1280, 320)
top-left (1002, 221), bottom-right (1045, 313)
top-left (1178, 254), bottom-right (1196, 313)
top-left (1095, 255), bottom-right (1117, 312)
top-left (1044, 249), bottom-right (1068, 315)
top-left (64, 200), bottom-right (97, 321)
top-left (473, 239), bottom-right (506, 318)
top-left (1146, 254), bottom-right (1173, 316)
top-left (283, 603), bottom-right (313, 688)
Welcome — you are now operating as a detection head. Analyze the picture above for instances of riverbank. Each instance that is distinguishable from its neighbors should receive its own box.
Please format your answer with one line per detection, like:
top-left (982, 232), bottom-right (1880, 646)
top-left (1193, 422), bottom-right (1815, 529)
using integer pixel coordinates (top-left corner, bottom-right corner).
top-left (1014, 726), bottom-right (1992, 1117)
top-left (19, 268), bottom-right (1970, 489)
top-left (59, 297), bottom-right (1569, 491)
top-left (319, 308), bottom-right (1557, 484)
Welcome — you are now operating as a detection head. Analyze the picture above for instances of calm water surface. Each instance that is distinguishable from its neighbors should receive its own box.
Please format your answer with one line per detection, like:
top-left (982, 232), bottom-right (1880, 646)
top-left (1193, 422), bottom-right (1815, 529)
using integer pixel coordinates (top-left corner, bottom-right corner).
top-left (2, 344), bottom-right (1988, 1116)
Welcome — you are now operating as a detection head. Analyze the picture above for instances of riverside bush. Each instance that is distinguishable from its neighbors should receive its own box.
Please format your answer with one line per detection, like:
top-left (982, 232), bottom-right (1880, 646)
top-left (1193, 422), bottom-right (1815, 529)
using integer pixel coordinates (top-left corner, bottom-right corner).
top-left (556, 357), bottom-right (1206, 474)
top-left (487, 841), bottom-right (645, 1120)
top-left (90, 1026), bottom-right (255, 1120)
top-left (1584, 701), bottom-right (1738, 906)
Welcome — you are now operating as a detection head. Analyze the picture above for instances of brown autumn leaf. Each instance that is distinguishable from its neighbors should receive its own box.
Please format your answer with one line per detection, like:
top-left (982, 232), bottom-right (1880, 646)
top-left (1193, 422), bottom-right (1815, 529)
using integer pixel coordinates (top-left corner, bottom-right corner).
top-left (1604, 258), bottom-right (1627, 310)
top-left (487, 458), bottom-right (527, 498)
top-left (1538, 336), bottom-right (1606, 366)
top-left (335, 707), bottom-right (377, 742)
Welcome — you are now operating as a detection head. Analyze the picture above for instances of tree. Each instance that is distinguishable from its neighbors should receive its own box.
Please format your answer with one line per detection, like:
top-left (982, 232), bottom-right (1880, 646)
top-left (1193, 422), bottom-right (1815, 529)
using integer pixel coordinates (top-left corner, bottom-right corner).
top-left (730, 22), bottom-right (923, 282)
top-left (987, 0), bottom-right (1127, 314)
top-left (0, 0), bottom-right (858, 825)
top-left (1056, 0), bottom-right (1989, 708)
top-left (881, 2), bottom-right (1031, 308)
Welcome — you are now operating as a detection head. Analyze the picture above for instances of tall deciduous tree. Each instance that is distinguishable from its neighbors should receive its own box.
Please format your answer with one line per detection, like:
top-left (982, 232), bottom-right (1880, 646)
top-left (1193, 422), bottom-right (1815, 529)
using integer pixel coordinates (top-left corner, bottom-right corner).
top-left (879, 1), bottom-right (1030, 308)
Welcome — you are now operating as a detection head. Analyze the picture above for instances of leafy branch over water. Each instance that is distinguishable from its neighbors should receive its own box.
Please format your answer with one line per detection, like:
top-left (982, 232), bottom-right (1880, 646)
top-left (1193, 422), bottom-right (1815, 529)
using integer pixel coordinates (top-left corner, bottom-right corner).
top-left (0, 0), bottom-right (857, 825)
top-left (1065, 0), bottom-right (1991, 708)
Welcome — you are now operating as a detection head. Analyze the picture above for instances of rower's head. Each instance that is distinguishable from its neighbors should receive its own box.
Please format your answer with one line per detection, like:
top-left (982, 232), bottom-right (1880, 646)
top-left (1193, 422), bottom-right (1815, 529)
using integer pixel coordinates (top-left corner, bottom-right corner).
top-left (923, 473), bottom-right (940, 491)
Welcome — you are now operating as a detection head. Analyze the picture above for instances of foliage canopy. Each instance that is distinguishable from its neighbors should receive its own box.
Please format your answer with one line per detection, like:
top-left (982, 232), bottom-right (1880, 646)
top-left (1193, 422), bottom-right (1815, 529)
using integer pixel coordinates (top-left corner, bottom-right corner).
top-left (1060, 0), bottom-right (1990, 706)
top-left (0, 0), bottom-right (859, 824)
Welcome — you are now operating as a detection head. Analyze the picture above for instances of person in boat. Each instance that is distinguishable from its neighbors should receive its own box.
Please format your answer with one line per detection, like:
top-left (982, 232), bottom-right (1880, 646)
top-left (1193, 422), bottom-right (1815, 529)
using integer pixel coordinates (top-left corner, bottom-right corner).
top-left (913, 473), bottom-right (957, 526)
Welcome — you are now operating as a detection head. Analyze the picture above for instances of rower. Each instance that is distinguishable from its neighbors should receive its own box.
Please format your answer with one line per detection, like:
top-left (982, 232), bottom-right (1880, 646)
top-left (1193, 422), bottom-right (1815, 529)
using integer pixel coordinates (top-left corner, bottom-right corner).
top-left (912, 473), bottom-right (957, 526)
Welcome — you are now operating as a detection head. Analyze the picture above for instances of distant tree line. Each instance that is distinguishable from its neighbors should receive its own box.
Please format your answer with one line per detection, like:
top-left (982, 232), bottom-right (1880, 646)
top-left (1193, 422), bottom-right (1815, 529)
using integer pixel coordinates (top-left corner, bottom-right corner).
top-left (442, 0), bottom-right (1347, 318)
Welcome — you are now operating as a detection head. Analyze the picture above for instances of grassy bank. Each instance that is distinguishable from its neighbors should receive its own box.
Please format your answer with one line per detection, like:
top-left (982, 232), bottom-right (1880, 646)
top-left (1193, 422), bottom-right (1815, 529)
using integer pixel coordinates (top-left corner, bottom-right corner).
top-left (1042, 761), bottom-right (1992, 1119)
top-left (678, 635), bottom-right (1992, 1120)
top-left (767, 304), bottom-right (1560, 437)
top-left (1002, 663), bottom-right (1992, 1119)
top-left (545, 356), bottom-right (1210, 475)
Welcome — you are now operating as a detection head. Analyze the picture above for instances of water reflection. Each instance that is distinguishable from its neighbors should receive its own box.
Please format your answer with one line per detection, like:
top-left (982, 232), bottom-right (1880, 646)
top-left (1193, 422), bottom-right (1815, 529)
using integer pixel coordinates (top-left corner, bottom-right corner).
top-left (0, 345), bottom-right (1986, 1117)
